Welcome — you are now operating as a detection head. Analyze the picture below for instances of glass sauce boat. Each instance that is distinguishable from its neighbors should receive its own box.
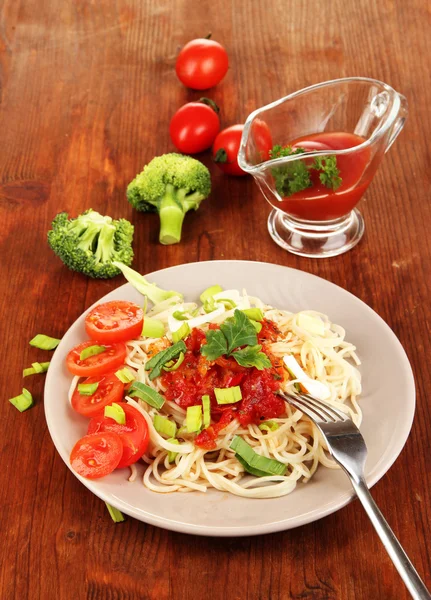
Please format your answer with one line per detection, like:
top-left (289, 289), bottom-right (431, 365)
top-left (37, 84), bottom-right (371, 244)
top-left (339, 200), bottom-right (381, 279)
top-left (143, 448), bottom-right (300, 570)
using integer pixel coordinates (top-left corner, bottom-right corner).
top-left (238, 78), bottom-right (407, 258)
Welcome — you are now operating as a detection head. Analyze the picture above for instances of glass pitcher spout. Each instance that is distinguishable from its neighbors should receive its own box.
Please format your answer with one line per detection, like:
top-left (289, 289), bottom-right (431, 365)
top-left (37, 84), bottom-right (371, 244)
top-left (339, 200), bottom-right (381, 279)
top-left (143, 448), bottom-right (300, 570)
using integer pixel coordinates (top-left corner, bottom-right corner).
top-left (238, 77), bottom-right (408, 258)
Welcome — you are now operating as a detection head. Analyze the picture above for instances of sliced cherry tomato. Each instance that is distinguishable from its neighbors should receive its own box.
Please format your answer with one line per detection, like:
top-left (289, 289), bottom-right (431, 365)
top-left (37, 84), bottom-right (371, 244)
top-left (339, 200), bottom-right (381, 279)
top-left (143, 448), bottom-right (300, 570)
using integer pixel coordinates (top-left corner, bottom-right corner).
top-left (175, 38), bottom-right (229, 90)
top-left (85, 300), bottom-right (143, 343)
top-left (87, 402), bottom-right (149, 468)
top-left (212, 125), bottom-right (246, 176)
top-left (70, 432), bottom-right (123, 479)
top-left (170, 100), bottom-right (220, 154)
top-left (71, 372), bottom-right (125, 417)
top-left (66, 341), bottom-right (127, 377)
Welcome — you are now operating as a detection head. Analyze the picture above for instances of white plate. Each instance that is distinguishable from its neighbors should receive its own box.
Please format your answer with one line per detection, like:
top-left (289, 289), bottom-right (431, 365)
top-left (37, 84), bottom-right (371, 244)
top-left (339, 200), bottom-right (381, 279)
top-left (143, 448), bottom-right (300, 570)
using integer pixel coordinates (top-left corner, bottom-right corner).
top-left (44, 260), bottom-right (416, 537)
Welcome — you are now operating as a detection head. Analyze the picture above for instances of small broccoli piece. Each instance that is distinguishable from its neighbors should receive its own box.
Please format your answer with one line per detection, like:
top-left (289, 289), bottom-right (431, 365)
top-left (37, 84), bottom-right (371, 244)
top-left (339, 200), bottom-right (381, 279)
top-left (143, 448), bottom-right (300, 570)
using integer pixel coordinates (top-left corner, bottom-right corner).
top-left (47, 209), bottom-right (134, 279)
top-left (127, 153), bottom-right (211, 245)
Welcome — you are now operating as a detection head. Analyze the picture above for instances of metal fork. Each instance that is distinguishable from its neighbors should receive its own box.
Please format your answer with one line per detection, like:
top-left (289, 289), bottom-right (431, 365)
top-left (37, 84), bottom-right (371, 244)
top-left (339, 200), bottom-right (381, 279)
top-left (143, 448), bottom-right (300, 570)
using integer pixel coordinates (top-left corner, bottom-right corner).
top-left (282, 391), bottom-right (430, 600)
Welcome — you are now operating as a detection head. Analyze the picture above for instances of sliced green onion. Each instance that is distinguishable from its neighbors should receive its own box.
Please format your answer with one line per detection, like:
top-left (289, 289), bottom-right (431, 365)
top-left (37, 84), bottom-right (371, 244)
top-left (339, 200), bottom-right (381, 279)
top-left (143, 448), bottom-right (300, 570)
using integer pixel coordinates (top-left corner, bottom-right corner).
top-left (163, 352), bottom-right (184, 372)
top-left (172, 310), bottom-right (189, 321)
top-left (259, 420), bottom-right (279, 432)
top-left (251, 320), bottom-right (262, 333)
top-left (115, 367), bottom-right (136, 384)
top-left (9, 388), bottom-right (33, 412)
top-left (105, 502), bottom-right (126, 523)
top-left (186, 405), bottom-right (202, 433)
top-left (241, 308), bottom-right (264, 322)
top-left (235, 454), bottom-right (270, 477)
top-left (142, 317), bottom-right (165, 338)
top-left (167, 438), bottom-right (180, 462)
top-left (78, 382), bottom-right (99, 396)
top-left (202, 395), bottom-right (211, 428)
top-left (203, 297), bottom-right (216, 313)
top-left (172, 322), bottom-right (190, 343)
top-left (104, 402), bottom-right (126, 424)
top-left (230, 435), bottom-right (287, 476)
top-left (23, 361), bottom-right (50, 377)
top-left (29, 334), bottom-right (61, 350)
top-left (128, 382), bottom-right (165, 409)
top-left (153, 415), bottom-right (177, 439)
top-left (214, 386), bottom-right (242, 405)
top-left (176, 426), bottom-right (188, 437)
top-left (145, 341), bottom-right (187, 380)
top-left (216, 298), bottom-right (236, 309)
top-left (294, 382), bottom-right (301, 392)
top-left (79, 345), bottom-right (106, 361)
top-left (200, 285), bottom-right (223, 303)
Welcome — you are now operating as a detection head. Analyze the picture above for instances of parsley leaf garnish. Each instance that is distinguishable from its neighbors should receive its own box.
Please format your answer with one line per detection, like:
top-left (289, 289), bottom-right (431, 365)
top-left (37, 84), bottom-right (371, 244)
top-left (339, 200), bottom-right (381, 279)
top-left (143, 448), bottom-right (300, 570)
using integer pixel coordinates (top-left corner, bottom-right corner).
top-left (220, 310), bottom-right (258, 354)
top-left (231, 345), bottom-right (272, 370)
top-left (269, 145), bottom-right (343, 196)
top-left (313, 155), bottom-right (342, 190)
top-left (201, 329), bottom-right (228, 361)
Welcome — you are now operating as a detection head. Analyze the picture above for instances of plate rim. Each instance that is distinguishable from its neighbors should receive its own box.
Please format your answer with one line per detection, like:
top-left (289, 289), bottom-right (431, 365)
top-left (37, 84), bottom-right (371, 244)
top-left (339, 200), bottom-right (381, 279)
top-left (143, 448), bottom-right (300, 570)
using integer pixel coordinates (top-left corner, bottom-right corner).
top-left (44, 259), bottom-right (416, 536)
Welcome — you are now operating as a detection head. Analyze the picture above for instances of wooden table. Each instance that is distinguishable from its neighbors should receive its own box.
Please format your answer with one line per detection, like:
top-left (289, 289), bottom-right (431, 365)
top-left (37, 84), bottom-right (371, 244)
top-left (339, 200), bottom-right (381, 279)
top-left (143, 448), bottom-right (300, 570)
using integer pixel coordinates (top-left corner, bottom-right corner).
top-left (1, 1), bottom-right (430, 598)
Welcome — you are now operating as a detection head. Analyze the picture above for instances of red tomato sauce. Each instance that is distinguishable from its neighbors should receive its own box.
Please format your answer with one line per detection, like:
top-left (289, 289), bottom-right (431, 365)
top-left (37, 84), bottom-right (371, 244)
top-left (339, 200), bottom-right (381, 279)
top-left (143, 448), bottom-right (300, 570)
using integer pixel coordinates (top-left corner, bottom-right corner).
top-left (276, 132), bottom-right (373, 221)
top-left (160, 325), bottom-right (287, 449)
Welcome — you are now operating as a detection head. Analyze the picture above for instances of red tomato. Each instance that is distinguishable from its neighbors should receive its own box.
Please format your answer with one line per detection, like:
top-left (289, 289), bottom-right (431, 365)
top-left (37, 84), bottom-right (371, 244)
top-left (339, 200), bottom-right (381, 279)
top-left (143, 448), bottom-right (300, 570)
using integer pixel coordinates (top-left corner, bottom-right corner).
top-left (212, 125), bottom-right (246, 176)
top-left (250, 119), bottom-right (274, 162)
top-left (85, 301), bottom-right (143, 343)
top-left (71, 372), bottom-right (125, 417)
top-left (87, 402), bottom-right (149, 468)
top-left (170, 100), bottom-right (220, 154)
top-left (175, 38), bottom-right (229, 90)
top-left (70, 432), bottom-right (123, 479)
top-left (66, 341), bottom-right (127, 377)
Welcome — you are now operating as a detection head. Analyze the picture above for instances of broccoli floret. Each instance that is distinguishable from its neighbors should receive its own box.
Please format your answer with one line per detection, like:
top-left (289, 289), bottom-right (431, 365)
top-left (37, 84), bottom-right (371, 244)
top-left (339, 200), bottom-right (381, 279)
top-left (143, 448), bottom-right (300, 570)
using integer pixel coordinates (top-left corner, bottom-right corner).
top-left (47, 209), bottom-right (134, 279)
top-left (127, 153), bottom-right (211, 245)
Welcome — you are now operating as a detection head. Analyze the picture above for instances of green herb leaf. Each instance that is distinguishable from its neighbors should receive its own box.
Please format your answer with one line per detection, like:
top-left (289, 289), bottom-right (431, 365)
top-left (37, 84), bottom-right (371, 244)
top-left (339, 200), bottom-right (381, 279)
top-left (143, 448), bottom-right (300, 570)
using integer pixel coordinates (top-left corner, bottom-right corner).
top-left (269, 145), bottom-right (312, 197)
top-left (313, 155), bottom-right (342, 190)
top-left (231, 345), bottom-right (272, 370)
top-left (144, 341), bottom-right (187, 380)
top-left (200, 329), bottom-right (228, 361)
top-left (220, 310), bottom-right (257, 354)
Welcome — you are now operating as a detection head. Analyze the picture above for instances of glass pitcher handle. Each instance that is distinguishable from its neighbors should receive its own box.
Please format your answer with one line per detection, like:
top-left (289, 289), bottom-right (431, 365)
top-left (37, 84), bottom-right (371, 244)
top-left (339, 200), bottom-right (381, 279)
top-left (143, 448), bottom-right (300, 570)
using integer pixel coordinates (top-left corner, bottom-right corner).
top-left (386, 94), bottom-right (408, 152)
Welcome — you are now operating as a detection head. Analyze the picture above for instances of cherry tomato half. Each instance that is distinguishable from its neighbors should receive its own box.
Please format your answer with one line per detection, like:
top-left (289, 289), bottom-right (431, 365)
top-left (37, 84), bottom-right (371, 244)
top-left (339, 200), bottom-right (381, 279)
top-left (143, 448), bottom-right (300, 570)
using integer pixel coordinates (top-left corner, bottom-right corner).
top-left (212, 125), bottom-right (247, 176)
top-left (170, 100), bottom-right (220, 154)
top-left (85, 300), bottom-right (143, 343)
top-left (66, 341), bottom-right (127, 377)
top-left (87, 402), bottom-right (149, 468)
top-left (71, 372), bottom-right (125, 417)
top-left (175, 38), bottom-right (229, 90)
top-left (70, 432), bottom-right (123, 479)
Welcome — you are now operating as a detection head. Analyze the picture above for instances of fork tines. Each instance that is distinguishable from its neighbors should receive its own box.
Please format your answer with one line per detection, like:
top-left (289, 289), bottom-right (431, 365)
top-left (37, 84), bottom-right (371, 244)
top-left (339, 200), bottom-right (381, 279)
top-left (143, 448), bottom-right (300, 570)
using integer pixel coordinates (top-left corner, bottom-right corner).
top-left (281, 392), bottom-right (350, 424)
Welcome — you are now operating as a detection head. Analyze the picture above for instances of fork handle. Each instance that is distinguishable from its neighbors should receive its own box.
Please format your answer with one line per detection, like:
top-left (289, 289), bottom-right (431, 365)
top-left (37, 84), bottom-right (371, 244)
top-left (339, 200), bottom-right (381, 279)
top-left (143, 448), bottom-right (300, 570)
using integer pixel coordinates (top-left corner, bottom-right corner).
top-left (351, 478), bottom-right (430, 600)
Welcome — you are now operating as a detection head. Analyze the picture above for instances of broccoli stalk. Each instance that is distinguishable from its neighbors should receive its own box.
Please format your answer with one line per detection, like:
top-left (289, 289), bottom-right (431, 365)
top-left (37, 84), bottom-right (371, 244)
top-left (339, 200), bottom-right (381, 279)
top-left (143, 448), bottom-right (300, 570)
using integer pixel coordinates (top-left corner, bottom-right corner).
top-left (126, 153), bottom-right (211, 245)
top-left (47, 209), bottom-right (134, 279)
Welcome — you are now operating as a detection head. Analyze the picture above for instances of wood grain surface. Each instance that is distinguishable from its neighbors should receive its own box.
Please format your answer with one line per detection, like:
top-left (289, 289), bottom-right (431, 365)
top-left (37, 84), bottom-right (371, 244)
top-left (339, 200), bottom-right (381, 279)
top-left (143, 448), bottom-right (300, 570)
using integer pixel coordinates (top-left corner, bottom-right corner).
top-left (1, 0), bottom-right (430, 598)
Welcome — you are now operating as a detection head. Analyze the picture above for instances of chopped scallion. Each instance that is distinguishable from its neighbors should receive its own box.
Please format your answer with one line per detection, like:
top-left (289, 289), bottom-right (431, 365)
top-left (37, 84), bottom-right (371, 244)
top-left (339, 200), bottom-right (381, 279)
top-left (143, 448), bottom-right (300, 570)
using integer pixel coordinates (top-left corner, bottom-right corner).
top-left (79, 345), bottom-right (106, 361)
top-left (200, 285), bottom-right (223, 303)
top-left (23, 361), bottom-right (50, 377)
top-left (259, 420), bottom-right (279, 432)
top-left (105, 502), bottom-right (126, 523)
top-left (216, 298), bottom-right (236, 309)
top-left (214, 386), bottom-right (242, 405)
top-left (202, 395), bottom-right (211, 428)
top-left (29, 334), bottom-right (61, 350)
top-left (9, 388), bottom-right (33, 412)
top-left (128, 382), bottom-right (165, 409)
top-left (145, 341), bottom-right (186, 380)
top-left (163, 352), bottom-right (184, 372)
top-left (172, 310), bottom-right (189, 321)
top-left (250, 320), bottom-right (262, 333)
top-left (172, 322), bottom-right (190, 343)
top-left (104, 403), bottom-right (126, 424)
top-left (241, 308), bottom-right (264, 322)
top-left (153, 415), bottom-right (177, 439)
top-left (142, 317), bottom-right (165, 338)
top-left (167, 438), bottom-right (180, 462)
top-left (115, 367), bottom-right (136, 384)
top-left (186, 405), bottom-right (202, 433)
top-left (78, 382), bottom-right (99, 396)
top-left (230, 435), bottom-right (287, 476)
